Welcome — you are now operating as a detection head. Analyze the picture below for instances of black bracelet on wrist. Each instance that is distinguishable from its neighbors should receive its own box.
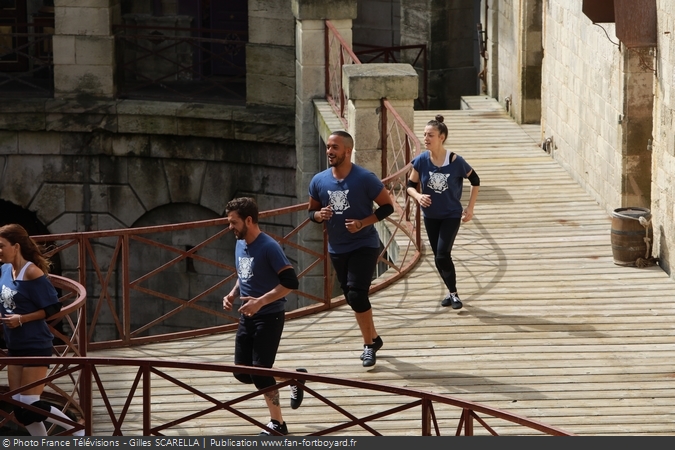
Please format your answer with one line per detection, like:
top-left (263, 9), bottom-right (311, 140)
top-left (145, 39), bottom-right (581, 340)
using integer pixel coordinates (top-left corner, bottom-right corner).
top-left (309, 210), bottom-right (321, 223)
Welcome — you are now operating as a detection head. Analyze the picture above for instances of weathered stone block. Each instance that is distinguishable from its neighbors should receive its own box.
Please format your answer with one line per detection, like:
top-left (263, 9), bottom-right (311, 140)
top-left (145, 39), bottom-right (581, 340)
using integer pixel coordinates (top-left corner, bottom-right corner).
top-left (296, 26), bottom-right (325, 67)
top-left (246, 74), bottom-right (295, 108)
top-left (18, 132), bottom-right (61, 155)
top-left (0, 132), bottom-right (18, 154)
top-left (228, 108), bottom-right (294, 145)
top-left (59, 133), bottom-right (104, 157)
top-left (54, 64), bottom-right (115, 98)
top-left (297, 64), bottom-right (325, 100)
top-left (46, 113), bottom-right (117, 133)
top-left (52, 35), bottom-right (76, 65)
top-left (48, 213), bottom-right (79, 235)
top-left (148, 135), bottom-right (217, 161)
top-left (117, 115), bottom-right (177, 135)
top-left (75, 36), bottom-right (114, 66)
top-left (63, 185), bottom-right (84, 211)
top-left (343, 64), bottom-right (418, 100)
top-left (93, 213), bottom-right (127, 232)
top-left (55, 0), bottom-right (117, 7)
top-left (249, 17), bottom-right (294, 46)
top-left (0, 114), bottom-right (46, 131)
top-left (292, 0), bottom-right (357, 20)
top-left (164, 160), bottom-right (207, 203)
top-left (1, 157), bottom-right (42, 208)
top-left (176, 118), bottom-right (234, 139)
top-left (32, 184), bottom-right (67, 224)
top-left (128, 158), bottom-right (171, 211)
top-left (117, 100), bottom-right (181, 116)
top-left (176, 103), bottom-right (235, 120)
top-left (55, 6), bottom-right (112, 36)
top-left (247, 45), bottom-right (296, 78)
top-left (107, 185), bottom-right (146, 226)
top-left (201, 163), bottom-right (234, 216)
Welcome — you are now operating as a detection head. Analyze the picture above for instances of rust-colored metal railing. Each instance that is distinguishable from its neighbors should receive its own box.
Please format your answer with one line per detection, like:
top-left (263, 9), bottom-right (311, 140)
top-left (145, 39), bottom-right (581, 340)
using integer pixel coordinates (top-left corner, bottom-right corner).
top-left (28, 200), bottom-right (420, 351)
top-left (325, 20), bottom-right (361, 128)
top-left (0, 25), bottom-right (54, 98)
top-left (0, 275), bottom-right (87, 435)
top-left (113, 24), bottom-right (247, 104)
top-left (0, 357), bottom-right (573, 436)
top-left (381, 98), bottom-right (424, 248)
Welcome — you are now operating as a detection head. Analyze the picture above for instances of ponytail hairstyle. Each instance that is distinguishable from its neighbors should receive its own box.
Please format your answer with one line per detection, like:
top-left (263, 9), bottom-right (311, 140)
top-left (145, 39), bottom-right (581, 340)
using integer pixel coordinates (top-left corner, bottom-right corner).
top-left (426, 114), bottom-right (448, 143)
top-left (0, 224), bottom-right (51, 274)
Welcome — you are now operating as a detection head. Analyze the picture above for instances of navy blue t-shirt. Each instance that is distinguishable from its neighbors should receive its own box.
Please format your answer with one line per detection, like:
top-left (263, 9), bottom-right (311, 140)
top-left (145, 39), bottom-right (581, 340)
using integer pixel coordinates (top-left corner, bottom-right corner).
top-left (308, 164), bottom-right (384, 254)
top-left (235, 232), bottom-right (291, 317)
top-left (0, 264), bottom-right (58, 351)
top-left (411, 151), bottom-right (473, 219)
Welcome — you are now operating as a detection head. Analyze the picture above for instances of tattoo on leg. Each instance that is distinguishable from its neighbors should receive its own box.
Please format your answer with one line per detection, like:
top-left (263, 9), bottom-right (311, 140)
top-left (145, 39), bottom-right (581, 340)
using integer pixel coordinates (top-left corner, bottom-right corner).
top-left (265, 390), bottom-right (280, 406)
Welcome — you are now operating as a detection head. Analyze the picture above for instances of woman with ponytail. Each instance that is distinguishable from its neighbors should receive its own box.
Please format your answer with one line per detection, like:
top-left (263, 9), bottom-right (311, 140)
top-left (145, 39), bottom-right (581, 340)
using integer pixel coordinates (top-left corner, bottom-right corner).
top-left (406, 115), bottom-right (480, 310)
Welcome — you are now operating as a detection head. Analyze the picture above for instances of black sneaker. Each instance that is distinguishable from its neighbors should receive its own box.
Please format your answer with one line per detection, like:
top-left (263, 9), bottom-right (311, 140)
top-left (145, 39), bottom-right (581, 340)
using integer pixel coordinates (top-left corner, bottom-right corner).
top-left (360, 336), bottom-right (383, 360)
top-left (290, 368), bottom-right (307, 409)
top-left (441, 292), bottom-right (463, 309)
top-left (362, 345), bottom-right (376, 367)
top-left (259, 419), bottom-right (288, 436)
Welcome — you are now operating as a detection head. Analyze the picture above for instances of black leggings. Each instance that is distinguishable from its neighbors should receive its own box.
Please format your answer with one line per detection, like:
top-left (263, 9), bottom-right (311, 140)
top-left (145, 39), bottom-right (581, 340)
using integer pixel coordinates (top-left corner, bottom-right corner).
top-left (424, 217), bottom-right (462, 293)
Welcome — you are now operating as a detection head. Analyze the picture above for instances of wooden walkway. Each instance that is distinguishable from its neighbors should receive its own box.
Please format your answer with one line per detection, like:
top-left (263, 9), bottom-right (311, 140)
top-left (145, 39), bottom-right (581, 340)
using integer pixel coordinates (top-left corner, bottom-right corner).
top-left (88, 97), bottom-right (675, 436)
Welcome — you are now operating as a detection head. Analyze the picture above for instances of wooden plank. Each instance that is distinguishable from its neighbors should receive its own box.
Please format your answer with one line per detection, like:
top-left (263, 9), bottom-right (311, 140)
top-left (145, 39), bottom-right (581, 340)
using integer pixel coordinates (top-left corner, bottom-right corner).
top-left (73, 101), bottom-right (675, 437)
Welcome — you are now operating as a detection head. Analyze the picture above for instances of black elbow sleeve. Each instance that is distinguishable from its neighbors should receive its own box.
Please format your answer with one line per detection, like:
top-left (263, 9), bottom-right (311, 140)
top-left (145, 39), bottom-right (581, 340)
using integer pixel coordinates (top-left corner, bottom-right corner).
top-left (468, 170), bottom-right (480, 186)
top-left (278, 268), bottom-right (299, 290)
top-left (374, 203), bottom-right (394, 221)
top-left (43, 302), bottom-right (62, 319)
top-left (406, 179), bottom-right (419, 189)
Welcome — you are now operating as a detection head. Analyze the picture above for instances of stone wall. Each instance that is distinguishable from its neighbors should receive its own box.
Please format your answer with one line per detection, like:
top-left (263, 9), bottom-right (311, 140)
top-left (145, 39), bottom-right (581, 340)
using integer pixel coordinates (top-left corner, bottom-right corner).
top-left (0, 99), bottom-right (295, 233)
top-left (651, 0), bottom-right (675, 275)
top-left (488, 0), bottom-right (519, 112)
top-left (400, 0), bottom-right (477, 109)
top-left (247, 0), bottom-right (296, 108)
top-left (482, 0), bottom-right (542, 123)
top-left (353, 0), bottom-right (400, 48)
top-left (541, 0), bottom-right (624, 212)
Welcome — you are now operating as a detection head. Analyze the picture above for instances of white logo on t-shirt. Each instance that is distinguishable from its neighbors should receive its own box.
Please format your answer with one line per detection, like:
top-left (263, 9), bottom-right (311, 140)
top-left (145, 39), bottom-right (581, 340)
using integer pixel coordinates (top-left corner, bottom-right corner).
top-left (427, 172), bottom-right (450, 193)
top-left (328, 190), bottom-right (350, 214)
top-left (238, 256), bottom-right (254, 281)
top-left (1, 285), bottom-right (17, 313)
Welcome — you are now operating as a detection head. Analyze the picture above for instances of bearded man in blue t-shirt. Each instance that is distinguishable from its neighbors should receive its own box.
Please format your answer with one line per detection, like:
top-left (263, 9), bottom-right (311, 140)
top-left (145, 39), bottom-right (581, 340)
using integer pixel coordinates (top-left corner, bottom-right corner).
top-left (223, 197), bottom-right (306, 436)
top-left (308, 131), bottom-right (394, 368)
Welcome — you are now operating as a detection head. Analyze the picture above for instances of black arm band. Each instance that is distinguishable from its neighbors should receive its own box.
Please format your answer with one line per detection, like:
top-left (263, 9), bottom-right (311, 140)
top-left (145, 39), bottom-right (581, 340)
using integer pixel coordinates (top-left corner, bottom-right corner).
top-left (406, 179), bottom-right (419, 189)
top-left (278, 267), bottom-right (299, 290)
top-left (43, 302), bottom-right (62, 319)
top-left (308, 210), bottom-right (321, 223)
top-left (374, 203), bottom-right (394, 221)
top-left (468, 170), bottom-right (480, 187)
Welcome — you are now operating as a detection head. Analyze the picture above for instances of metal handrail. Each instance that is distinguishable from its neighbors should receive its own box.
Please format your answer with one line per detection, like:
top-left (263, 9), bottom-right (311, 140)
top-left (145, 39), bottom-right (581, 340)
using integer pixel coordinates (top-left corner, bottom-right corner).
top-left (29, 200), bottom-right (420, 350)
top-left (325, 20), bottom-right (361, 127)
top-left (0, 357), bottom-right (573, 436)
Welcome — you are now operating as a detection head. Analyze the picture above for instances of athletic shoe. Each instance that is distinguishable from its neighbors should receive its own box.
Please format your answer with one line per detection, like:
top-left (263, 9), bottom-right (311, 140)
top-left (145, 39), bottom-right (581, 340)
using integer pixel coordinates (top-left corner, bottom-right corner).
top-left (360, 336), bottom-right (383, 360)
top-left (441, 292), bottom-right (463, 309)
top-left (259, 419), bottom-right (288, 436)
top-left (362, 345), bottom-right (376, 367)
top-left (290, 368), bottom-right (307, 409)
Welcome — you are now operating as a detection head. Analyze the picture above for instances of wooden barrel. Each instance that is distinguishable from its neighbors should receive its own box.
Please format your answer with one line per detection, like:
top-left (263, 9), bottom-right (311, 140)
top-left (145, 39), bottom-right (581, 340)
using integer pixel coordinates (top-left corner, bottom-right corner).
top-left (611, 207), bottom-right (652, 266)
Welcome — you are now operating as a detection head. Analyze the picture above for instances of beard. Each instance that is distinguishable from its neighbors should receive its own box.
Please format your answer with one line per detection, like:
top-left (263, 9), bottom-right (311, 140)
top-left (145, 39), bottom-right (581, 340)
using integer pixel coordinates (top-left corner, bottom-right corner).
top-left (328, 153), bottom-right (345, 167)
top-left (233, 224), bottom-right (248, 240)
